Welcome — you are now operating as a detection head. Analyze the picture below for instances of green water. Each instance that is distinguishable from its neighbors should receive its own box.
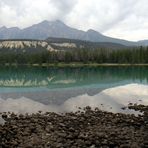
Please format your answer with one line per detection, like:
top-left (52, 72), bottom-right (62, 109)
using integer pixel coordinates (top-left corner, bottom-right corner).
top-left (0, 66), bottom-right (148, 114)
top-left (0, 67), bottom-right (148, 89)
top-left (0, 66), bottom-right (148, 93)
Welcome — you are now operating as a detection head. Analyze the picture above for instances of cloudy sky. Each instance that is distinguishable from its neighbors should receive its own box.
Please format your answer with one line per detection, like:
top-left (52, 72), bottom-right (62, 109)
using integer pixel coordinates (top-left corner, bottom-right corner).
top-left (0, 0), bottom-right (148, 41)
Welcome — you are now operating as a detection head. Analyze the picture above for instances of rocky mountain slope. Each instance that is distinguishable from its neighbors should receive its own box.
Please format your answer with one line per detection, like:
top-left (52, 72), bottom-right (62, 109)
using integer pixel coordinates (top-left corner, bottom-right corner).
top-left (0, 20), bottom-right (147, 46)
top-left (0, 38), bottom-right (127, 53)
top-left (0, 40), bottom-right (56, 53)
top-left (46, 37), bottom-right (127, 50)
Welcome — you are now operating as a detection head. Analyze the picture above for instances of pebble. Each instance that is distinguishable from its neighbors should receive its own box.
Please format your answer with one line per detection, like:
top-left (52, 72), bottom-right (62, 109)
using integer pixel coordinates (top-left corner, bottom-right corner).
top-left (0, 105), bottom-right (147, 148)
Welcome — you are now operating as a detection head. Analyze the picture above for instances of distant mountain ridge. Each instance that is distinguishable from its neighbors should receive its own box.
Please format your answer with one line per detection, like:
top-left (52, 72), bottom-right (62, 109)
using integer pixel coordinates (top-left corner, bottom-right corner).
top-left (46, 37), bottom-right (127, 50)
top-left (0, 40), bottom-right (56, 53)
top-left (0, 20), bottom-right (148, 46)
top-left (0, 37), bottom-right (126, 54)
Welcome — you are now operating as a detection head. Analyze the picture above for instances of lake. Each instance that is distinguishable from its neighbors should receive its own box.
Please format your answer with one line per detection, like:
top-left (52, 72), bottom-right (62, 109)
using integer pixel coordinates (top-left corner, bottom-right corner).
top-left (0, 66), bottom-right (148, 114)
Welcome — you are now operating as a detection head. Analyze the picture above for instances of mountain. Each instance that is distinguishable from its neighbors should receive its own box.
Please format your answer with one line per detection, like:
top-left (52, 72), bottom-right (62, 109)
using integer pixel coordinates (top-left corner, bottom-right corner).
top-left (0, 20), bottom-right (84, 40)
top-left (46, 37), bottom-right (127, 50)
top-left (0, 37), bottom-right (126, 54)
top-left (0, 26), bottom-right (21, 39)
top-left (0, 20), bottom-right (147, 46)
top-left (137, 40), bottom-right (148, 46)
top-left (0, 40), bottom-right (56, 53)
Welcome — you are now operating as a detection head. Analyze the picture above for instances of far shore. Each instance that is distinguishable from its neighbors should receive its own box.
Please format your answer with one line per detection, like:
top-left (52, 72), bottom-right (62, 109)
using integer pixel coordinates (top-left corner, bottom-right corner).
top-left (1, 63), bottom-right (148, 67)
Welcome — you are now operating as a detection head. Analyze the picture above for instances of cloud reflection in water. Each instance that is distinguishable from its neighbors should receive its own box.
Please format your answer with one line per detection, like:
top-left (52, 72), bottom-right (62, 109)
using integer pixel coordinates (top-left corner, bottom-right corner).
top-left (0, 84), bottom-right (147, 116)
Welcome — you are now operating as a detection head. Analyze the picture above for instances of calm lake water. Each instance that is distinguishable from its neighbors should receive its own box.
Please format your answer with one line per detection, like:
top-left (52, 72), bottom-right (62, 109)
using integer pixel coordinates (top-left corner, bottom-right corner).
top-left (0, 66), bottom-right (148, 115)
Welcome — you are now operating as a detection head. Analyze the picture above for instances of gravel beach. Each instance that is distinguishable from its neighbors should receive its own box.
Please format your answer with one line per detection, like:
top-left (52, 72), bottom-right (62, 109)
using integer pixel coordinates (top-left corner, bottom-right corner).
top-left (0, 105), bottom-right (148, 148)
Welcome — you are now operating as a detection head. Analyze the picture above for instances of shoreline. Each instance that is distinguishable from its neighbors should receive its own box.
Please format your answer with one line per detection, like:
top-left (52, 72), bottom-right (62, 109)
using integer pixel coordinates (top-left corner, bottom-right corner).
top-left (0, 105), bottom-right (148, 147)
top-left (1, 63), bottom-right (148, 67)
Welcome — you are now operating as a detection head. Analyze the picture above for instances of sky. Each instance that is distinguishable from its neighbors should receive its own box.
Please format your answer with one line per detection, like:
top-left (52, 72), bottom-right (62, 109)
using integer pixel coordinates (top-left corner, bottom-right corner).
top-left (0, 0), bottom-right (148, 41)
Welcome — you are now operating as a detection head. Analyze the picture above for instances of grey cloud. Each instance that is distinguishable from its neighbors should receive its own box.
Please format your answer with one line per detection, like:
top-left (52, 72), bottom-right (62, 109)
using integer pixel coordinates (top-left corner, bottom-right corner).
top-left (49, 0), bottom-right (78, 20)
top-left (0, 0), bottom-right (21, 6)
top-left (81, 0), bottom-right (137, 32)
top-left (100, 0), bottom-right (137, 32)
top-left (50, 0), bottom-right (77, 12)
top-left (103, 0), bottom-right (148, 40)
top-left (0, 0), bottom-right (78, 27)
top-left (0, 0), bottom-right (148, 40)
top-left (0, 0), bottom-right (23, 12)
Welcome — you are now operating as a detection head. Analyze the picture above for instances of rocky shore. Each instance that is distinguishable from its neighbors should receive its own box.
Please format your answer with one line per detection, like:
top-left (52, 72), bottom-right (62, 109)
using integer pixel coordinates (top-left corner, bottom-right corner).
top-left (0, 105), bottom-right (148, 148)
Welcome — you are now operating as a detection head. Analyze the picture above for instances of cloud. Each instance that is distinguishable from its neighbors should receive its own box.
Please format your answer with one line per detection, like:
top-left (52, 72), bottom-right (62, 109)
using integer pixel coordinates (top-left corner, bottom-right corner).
top-left (0, 0), bottom-right (148, 41)
top-left (66, 0), bottom-right (125, 31)
top-left (0, 83), bottom-right (148, 115)
top-left (103, 0), bottom-right (148, 41)
top-left (50, 0), bottom-right (78, 15)
top-left (0, 0), bottom-right (77, 28)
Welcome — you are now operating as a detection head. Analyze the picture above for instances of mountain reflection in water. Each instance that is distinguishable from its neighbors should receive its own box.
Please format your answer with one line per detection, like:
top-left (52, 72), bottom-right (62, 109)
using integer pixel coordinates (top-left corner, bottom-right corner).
top-left (0, 66), bottom-right (148, 118)
top-left (0, 66), bottom-right (147, 89)
top-left (0, 84), bottom-right (148, 115)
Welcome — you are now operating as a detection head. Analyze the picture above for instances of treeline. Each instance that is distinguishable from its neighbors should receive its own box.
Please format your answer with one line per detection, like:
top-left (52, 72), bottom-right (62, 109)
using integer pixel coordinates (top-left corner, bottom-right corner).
top-left (0, 46), bottom-right (148, 64)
